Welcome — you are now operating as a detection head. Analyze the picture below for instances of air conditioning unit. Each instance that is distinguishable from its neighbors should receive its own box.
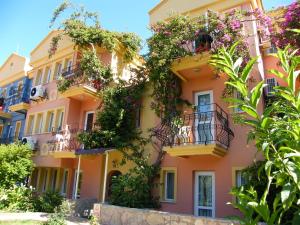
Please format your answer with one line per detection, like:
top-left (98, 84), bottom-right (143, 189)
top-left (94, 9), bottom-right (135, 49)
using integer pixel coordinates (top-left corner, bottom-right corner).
top-left (30, 85), bottom-right (45, 100)
top-left (22, 137), bottom-right (37, 150)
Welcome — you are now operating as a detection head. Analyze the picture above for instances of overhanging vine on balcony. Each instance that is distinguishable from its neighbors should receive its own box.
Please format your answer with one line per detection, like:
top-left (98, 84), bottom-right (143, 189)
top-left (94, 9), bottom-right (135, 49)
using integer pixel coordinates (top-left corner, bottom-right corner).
top-left (49, 1), bottom-right (142, 93)
top-left (147, 9), bottom-right (271, 123)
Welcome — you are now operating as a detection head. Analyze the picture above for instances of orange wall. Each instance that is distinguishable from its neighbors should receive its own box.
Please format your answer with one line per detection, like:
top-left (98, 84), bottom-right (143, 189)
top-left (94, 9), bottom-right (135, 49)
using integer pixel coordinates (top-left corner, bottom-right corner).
top-left (160, 64), bottom-right (264, 217)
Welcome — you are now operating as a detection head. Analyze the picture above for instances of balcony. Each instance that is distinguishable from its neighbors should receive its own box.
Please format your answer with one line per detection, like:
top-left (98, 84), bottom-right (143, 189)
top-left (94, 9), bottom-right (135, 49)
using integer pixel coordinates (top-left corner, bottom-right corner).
top-left (46, 124), bottom-right (82, 158)
top-left (6, 95), bottom-right (30, 113)
top-left (154, 104), bottom-right (234, 157)
top-left (59, 66), bottom-right (98, 101)
top-left (171, 33), bottom-right (213, 81)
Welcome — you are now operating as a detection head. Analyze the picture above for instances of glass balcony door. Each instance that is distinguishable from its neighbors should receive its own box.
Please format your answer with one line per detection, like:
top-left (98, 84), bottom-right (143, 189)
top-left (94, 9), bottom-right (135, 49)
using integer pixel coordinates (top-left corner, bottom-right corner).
top-left (194, 171), bottom-right (215, 217)
top-left (194, 91), bottom-right (214, 144)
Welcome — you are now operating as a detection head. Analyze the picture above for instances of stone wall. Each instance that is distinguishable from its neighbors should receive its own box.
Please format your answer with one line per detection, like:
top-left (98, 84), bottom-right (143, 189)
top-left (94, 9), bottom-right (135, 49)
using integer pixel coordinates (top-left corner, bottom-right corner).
top-left (68, 198), bottom-right (98, 217)
top-left (92, 204), bottom-right (239, 225)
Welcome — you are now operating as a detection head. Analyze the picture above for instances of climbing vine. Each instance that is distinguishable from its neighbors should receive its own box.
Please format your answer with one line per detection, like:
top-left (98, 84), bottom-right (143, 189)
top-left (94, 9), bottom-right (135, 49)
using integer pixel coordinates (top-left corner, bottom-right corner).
top-left (50, 1), bottom-right (160, 208)
top-left (147, 9), bottom-right (271, 121)
top-left (50, 0), bottom-right (142, 92)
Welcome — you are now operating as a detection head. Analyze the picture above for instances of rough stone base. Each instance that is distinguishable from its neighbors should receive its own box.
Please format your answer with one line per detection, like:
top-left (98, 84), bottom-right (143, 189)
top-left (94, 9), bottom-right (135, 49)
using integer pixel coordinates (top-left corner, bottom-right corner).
top-left (92, 204), bottom-right (239, 225)
top-left (68, 198), bottom-right (97, 217)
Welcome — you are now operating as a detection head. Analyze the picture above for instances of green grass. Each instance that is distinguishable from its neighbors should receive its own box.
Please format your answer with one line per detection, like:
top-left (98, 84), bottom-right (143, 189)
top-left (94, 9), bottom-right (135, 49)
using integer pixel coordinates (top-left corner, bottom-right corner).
top-left (0, 221), bottom-right (43, 225)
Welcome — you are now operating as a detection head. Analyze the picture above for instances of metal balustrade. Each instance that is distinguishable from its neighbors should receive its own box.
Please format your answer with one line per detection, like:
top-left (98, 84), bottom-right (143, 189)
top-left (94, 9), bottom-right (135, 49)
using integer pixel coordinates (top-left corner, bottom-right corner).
top-left (60, 65), bottom-right (96, 89)
top-left (153, 104), bottom-right (234, 149)
top-left (47, 123), bottom-right (99, 152)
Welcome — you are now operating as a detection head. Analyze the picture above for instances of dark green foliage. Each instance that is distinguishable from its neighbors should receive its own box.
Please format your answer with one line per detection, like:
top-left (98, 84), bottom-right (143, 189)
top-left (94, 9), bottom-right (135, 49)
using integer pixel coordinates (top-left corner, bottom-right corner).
top-left (33, 191), bottom-right (64, 213)
top-left (210, 45), bottom-right (300, 224)
top-left (110, 162), bottom-right (160, 208)
top-left (0, 143), bottom-right (33, 189)
top-left (0, 185), bottom-right (34, 211)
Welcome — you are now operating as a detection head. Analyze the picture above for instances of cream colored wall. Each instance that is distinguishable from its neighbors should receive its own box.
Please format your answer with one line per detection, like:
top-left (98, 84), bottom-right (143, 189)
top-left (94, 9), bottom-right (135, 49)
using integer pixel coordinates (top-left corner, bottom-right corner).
top-left (30, 31), bottom-right (75, 65)
top-left (149, 0), bottom-right (262, 25)
top-left (0, 54), bottom-right (29, 86)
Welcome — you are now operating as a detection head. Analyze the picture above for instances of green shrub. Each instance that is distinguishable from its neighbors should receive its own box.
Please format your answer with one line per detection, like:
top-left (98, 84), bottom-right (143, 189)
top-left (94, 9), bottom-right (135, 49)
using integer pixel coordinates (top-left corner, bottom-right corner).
top-left (33, 191), bottom-right (63, 213)
top-left (110, 163), bottom-right (159, 209)
top-left (44, 201), bottom-right (70, 225)
top-left (0, 185), bottom-right (34, 212)
top-left (0, 143), bottom-right (33, 189)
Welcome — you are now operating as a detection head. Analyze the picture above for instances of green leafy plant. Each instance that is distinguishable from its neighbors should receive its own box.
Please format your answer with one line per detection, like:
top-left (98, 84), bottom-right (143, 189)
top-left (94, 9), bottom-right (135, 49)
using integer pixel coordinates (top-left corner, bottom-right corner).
top-left (44, 200), bottom-right (70, 225)
top-left (110, 159), bottom-right (160, 208)
top-left (33, 191), bottom-right (64, 213)
top-left (210, 44), bottom-right (300, 225)
top-left (0, 185), bottom-right (34, 212)
top-left (0, 143), bottom-right (33, 189)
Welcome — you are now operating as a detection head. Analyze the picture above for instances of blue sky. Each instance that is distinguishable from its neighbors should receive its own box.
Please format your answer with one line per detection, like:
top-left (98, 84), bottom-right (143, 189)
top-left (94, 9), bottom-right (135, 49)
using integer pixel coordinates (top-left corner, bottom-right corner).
top-left (0, 0), bottom-right (295, 66)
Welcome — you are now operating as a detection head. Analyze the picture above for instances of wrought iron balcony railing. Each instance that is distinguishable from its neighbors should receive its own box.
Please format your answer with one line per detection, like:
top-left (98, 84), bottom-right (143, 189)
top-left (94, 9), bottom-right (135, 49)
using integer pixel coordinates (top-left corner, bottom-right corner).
top-left (153, 104), bottom-right (234, 149)
top-left (60, 65), bottom-right (95, 88)
top-left (47, 123), bottom-right (99, 152)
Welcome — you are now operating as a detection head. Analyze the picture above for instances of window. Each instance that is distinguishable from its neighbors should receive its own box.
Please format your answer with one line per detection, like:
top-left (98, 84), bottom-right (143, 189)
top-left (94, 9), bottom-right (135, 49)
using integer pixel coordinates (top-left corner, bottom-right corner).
top-left (0, 125), bottom-right (3, 138)
top-left (266, 78), bottom-right (278, 96)
top-left (195, 172), bottom-right (215, 217)
top-left (84, 111), bottom-right (94, 131)
top-left (8, 86), bottom-right (15, 96)
top-left (35, 69), bottom-right (43, 86)
top-left (43, 67), bottom-right (52, 84)
top-left (27, 115), bottom-right (35, 135)
top-left (55, 109), bottom-right (64, 131)
top-left (51, 169), bottom-right (58, 191)
top-left (1, 89), bottom-right (7, 98)
top-left (45, 111), bottom-right (55, 132)
top-left (66, 59), bottom-right (72, 72)
top-left (17, 82), bottom-right (23, 96)
top-left (14, 121), bottom-right (22, 139)
top-left (165, 171), bottom-right (175, 201)
top-left (7, 126), bottom-right (12, 138)
top-left (234, 91), bottom-right (244, 113)
top-left (61, 169), bottom-right (69, 196)
top-left (160, 168), bottom-right (177, 202)
top-left (42, 169), bottom-right (48, 192)
top-left (236, 170), bottom-right (247, 187)
top-left (35, 113), bottom-right (44, 134)
top-left (55, 63), bottom-right (62, 79)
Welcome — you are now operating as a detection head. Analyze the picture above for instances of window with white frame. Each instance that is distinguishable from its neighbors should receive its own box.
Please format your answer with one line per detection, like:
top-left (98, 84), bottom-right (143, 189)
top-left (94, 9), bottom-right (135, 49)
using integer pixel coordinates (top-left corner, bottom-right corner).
top-left (44, 67), bottom-right (52, 84)
top-left (35, 113), bottom-right (44, 134)
top-left (55, 63), bottom-right (63, 79)
top-left (236, 170), bottom-right (247, 187)
top-left (164, 171), bottom-right (175, 201)
top-left (35, 69), bottom-right (43, 86)
top-left (45, 111), bottom-right (55, 132)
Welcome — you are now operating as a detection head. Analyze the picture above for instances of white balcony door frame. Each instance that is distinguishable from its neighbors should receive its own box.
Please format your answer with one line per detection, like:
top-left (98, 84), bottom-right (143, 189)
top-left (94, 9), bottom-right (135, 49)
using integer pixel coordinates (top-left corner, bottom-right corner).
top-left (194, 91), bottom-right (214, 144)
top-left (194, 171), bottom-right (215, 218)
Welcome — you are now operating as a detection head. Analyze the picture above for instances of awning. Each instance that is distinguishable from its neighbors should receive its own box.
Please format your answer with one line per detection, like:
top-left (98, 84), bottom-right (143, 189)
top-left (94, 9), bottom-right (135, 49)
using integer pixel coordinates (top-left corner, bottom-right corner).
top-left (75, 147), bottom-right (114, 155)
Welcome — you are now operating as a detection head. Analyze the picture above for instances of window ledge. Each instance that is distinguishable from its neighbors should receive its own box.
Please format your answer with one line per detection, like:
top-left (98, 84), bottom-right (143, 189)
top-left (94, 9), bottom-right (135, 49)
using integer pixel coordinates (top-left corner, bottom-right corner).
top-left (160, 200), bottom-right (176, 204)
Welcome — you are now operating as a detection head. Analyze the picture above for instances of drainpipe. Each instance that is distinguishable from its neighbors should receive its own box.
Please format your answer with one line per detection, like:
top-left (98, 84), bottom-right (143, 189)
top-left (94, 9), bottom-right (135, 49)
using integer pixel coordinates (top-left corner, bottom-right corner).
top-left (74, 155), bottom-right (81, 199)
top-left (101, 151), bottom-right (109, 203)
